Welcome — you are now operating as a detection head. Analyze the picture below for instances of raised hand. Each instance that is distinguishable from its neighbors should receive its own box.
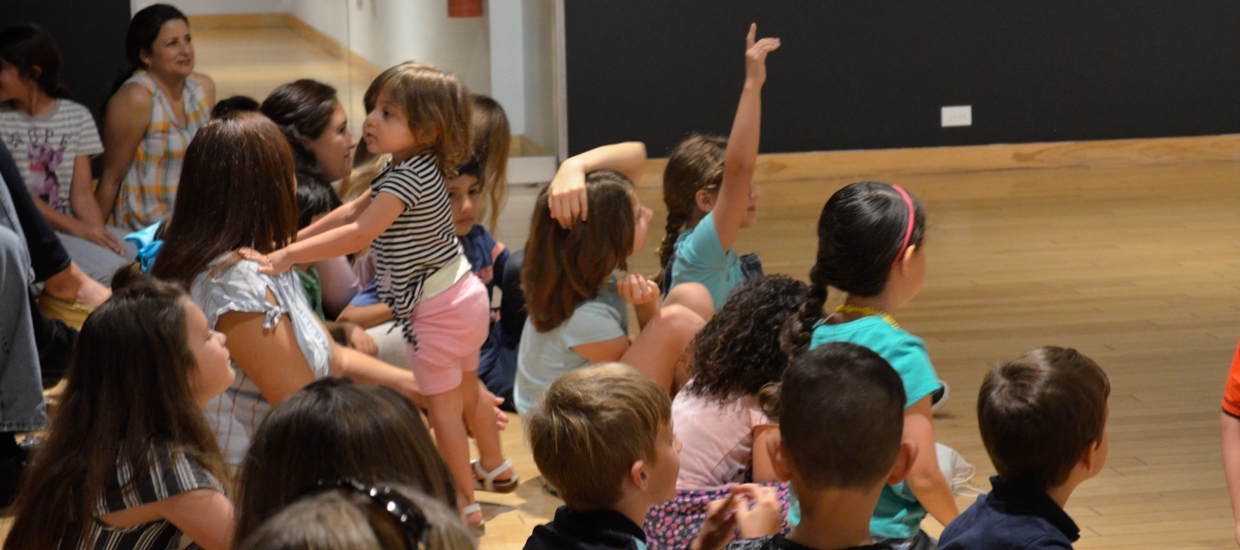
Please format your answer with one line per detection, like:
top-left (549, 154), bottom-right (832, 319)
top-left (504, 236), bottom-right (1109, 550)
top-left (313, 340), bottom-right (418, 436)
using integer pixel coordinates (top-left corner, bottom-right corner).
top-left (745, 23), bottom-right (781, 87)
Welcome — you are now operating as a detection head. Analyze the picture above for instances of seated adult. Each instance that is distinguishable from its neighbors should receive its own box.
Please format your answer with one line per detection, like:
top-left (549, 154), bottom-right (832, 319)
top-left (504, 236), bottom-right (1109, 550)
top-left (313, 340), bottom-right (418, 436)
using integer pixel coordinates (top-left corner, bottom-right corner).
top-left (96, 3), bottom-right (215, 230)
top-left (149, 113), bottom-right (426, 464)
top-left (259, 79), bottom-right (361, 319)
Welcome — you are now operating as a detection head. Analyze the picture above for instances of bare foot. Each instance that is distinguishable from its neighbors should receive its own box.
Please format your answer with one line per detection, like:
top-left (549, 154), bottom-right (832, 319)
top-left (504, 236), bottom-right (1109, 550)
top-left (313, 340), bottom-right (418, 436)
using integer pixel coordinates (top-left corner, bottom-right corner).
top-left (42, 263), bottom-right (110, 307)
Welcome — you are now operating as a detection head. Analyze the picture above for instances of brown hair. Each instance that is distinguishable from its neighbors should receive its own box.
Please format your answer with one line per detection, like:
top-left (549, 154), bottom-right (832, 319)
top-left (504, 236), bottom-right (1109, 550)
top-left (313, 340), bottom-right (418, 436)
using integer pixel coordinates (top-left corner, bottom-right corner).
top-left (151, 113), bottom-right (299, 289)
top-left (978, 346), bottom-right (1110, 492)
top-left (364, 61), bottom-right (472, 177)
top-left (233, 377), bottom-right (457, 543)
top-left (4, 277), bottom-right (228, 549)
top-left (765, 342), bottom-right (906, 490)
top-left (261, 79), bottom-right (340, 188)
top-left (655, 134), bottom-right (726, 286)
top-left (525, 363), bottom-right (671, 510)
top-left (522, 170), bottom-right (636, 332)
top-left (468, 94), bottom-right (510, 232)
top-left (236, 485), bottom-right (474, 550)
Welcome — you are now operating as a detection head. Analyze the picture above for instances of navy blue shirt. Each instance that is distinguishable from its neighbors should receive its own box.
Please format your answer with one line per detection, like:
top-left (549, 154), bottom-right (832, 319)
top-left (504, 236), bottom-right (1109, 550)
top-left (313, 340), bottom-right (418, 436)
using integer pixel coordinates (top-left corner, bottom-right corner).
top-left (523, 507), bottom-right (649, 550)
top-left (940, 476), bottom-right (1080, 550)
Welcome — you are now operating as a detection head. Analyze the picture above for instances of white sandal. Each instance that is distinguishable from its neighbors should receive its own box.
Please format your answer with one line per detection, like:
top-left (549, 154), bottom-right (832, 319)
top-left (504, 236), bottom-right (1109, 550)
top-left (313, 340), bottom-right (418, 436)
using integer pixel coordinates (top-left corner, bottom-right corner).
top-left (472, 458), bottom-right (519, 493)
top-left (463, 502), bottom-right (485, 532)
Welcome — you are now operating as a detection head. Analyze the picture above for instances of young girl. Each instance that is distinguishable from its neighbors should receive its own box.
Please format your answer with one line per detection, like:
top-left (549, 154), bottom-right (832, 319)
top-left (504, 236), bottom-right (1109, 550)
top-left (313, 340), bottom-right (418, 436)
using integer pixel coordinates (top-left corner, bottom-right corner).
top-left (237, 484), bottom-right (474, 550)
top-left (4, 276), bottom-right (235, 550)
top-left (644, 275), bottom-right (806, 549)
top-left (656, 25), bottom-right (777, 310)
top-left (233, 377), bottom-right (458, 542)
top-left (0, 24), bottom-right (135, 284)
top-left (249, 62), bottom-right (513, 528)
top-left (517, 143), bottom-right (711, 413)
top-left (782, 181), bottom-right (957, 550)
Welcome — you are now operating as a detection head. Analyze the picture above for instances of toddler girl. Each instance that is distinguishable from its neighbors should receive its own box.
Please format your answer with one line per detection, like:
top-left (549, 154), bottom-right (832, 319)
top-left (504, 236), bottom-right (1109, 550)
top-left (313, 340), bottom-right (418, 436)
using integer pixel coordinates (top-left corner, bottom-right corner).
top-left (250, 62), bottom-right (512, 528)
top-left (783, 181), bottom-right (957, 550)
top-left (4, 276), bottom-right (234, 550)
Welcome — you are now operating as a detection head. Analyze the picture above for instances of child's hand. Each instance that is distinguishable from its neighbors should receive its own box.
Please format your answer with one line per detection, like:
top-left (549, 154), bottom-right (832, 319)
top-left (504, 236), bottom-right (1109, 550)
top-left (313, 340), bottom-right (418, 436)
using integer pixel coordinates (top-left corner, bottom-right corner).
top-left (731, 484), bottom-right (783, 539)
top-left (744, 23), bottom-right (781, 87)
top-left (693, 487), bottom-right (742, 550)
top-left (618, 273), bottom-right (659, 306)
top-left (548, 161), bottom-right (588, 229)
top-left (240, 248), bottom-right (294, 275)
top-left (343, 322), bottom-right (378, 356)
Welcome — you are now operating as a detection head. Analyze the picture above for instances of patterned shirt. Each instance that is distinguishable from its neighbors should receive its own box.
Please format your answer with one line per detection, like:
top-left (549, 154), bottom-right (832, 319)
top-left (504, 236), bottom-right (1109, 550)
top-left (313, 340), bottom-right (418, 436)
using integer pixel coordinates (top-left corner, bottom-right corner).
top-left (0, 100), bottom-right (103, 216)
top-left (115, 71), bottom-right (211, 229)
top-left (85, 446), bottom-right (223, 550)
top-left (370, 153), bottom-right (462, 346)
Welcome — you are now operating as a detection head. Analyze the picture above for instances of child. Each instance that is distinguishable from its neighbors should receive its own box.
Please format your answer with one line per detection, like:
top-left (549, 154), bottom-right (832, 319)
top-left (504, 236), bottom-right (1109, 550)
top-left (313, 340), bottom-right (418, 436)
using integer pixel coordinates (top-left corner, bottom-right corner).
top-left (695, 342), bottom-right (916, 550)
top-left (524, 363), bottom-right (778, 550)
top-left (782, 182), bottom-right (956, 549)
top-left (656, 24), bottom-right (777, 310)
top-left (646, 275), bottom-right (807, 549)
top-left (0, 24), bottom-right (136, 284)
top-left (518, 145), bottom-right (710, 409)
top-left (233, 377), bottom-right (459, 542)
top-left (237, 483), bottom-right (475, 550)
top-left (4, 276), bottom-right (235, 550)
top-left (339, 93), bottom-right (519, 405)
top-left (247, 61), bottom-right (513, 528)
top-left (939, 347), bottom-right (1109, 549)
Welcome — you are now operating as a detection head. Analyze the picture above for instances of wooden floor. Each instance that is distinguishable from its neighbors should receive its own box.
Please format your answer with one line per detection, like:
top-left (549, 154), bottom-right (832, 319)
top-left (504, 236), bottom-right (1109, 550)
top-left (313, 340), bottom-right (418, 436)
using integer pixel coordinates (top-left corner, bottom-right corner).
top-left (9, 16), bottom-right (1238, 550)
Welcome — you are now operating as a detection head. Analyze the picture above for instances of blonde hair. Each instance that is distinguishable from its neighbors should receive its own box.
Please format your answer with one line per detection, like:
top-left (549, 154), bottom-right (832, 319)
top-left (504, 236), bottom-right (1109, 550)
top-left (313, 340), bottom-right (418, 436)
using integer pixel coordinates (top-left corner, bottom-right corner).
top-left (364, 61), bottom-right (472, 177)
top-left (525, 364), bottom-right (671, 510)
top-left (235, 484), bottom-right (474, 550)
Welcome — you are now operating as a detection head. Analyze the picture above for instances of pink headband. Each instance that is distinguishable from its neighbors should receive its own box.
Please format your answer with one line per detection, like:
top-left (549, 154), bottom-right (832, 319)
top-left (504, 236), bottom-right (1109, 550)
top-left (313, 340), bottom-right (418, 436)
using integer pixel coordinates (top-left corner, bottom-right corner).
top-left (891, 185), bottom-right (915, 268)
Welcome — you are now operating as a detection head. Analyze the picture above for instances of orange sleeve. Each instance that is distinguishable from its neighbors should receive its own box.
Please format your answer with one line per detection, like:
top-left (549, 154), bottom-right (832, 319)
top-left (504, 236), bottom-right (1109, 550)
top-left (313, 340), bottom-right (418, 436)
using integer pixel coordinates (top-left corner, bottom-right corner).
top-left (1222, 340), bottom-right (1240, 418)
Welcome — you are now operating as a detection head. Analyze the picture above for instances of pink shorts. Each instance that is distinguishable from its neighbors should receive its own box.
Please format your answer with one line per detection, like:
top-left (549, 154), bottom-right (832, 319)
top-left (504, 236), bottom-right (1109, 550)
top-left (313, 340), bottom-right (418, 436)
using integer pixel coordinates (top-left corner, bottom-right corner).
top-left (407, 274), bottom-right (490, 396)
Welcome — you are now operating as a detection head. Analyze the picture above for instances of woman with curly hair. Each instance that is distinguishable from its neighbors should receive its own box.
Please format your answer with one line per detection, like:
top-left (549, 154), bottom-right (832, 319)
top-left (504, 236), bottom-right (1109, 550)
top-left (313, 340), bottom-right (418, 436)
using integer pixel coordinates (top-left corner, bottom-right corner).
top-left (643, 275), bottom-right (806, 549)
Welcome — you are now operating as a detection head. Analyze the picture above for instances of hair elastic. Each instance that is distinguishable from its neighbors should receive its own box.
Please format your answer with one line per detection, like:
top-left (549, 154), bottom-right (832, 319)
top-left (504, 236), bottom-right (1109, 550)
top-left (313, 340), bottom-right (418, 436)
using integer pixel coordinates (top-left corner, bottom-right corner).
top-left (891, 185), bottom-right (915, 268)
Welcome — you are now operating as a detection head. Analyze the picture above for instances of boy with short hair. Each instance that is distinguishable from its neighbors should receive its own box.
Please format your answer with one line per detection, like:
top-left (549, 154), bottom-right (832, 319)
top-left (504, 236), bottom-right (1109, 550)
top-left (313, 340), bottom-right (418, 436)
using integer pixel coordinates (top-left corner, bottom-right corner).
top-left (939, 346), bottom-right (1110, 550)
top-left (523, 363), bottom-right (781, 550)
top-left (695, 342), bottom-right (917, 550)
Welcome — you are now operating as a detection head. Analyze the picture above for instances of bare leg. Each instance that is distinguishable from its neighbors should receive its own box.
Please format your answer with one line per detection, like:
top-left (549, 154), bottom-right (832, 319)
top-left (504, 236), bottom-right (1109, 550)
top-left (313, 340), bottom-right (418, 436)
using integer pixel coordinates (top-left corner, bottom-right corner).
top-left (425, 386), bottom-right (479, 524)
top-left (621, 303), bottom-right (706, 393)
top-left (665, 281), bottom-right (715, 323)
top-left (463, 370), bottom-right (512, 483)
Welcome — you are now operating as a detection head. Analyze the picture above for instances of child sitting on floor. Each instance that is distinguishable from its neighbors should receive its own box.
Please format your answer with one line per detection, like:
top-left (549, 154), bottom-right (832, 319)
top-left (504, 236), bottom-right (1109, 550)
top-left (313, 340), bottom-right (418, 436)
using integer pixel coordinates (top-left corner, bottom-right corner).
top-left (524, 363), bottom-right (778, 550)
top-left (939, 347), bottom-right (1110, 550)
top-left (694, 342), bottom-right (915, 550)
top-left (645, 275), bottom-right (807, 549)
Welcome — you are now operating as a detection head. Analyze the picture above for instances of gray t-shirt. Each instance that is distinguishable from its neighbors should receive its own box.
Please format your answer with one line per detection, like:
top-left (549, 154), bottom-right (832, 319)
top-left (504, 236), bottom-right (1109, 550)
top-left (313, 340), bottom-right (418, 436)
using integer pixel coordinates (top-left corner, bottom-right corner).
top-left (515, 280), bottom-right (628, 414)
top-left (0, 100), bottom-right (103, 215)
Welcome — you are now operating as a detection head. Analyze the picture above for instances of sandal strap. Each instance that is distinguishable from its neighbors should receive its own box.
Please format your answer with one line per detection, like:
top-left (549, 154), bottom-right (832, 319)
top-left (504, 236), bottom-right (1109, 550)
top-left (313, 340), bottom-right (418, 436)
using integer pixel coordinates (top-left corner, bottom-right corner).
top-left (473, 459), bottom-right (514, 492)
top-left (462, 502), bottom-right (482, 515)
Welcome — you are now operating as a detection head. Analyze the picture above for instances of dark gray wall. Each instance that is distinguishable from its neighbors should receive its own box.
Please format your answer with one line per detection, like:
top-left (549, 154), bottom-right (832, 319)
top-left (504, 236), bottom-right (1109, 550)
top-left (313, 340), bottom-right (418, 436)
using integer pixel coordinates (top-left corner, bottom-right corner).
top-left (565, 2), bottom-right (1240, 156)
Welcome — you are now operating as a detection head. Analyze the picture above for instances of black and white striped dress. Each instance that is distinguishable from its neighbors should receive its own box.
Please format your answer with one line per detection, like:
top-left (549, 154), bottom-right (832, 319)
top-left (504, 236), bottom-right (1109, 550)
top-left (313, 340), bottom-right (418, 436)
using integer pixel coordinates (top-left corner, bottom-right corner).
top-left (370, 153), bottom-right (462, 347)
top-left (83, 447), bottom-right (223, 550)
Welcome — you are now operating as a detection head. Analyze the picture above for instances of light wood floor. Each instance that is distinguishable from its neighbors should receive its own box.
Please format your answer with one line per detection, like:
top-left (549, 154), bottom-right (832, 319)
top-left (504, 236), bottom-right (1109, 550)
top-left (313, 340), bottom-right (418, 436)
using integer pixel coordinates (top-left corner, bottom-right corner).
top-left (7, 17), bottom-right (1236, 550)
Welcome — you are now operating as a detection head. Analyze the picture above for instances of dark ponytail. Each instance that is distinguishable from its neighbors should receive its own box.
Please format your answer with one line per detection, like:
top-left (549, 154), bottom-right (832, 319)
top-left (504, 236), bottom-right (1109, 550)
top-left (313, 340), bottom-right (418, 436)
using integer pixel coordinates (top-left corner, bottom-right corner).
top-left (781, 182), bottom-right (926, 358)
top-left (108, 4), bottom-right (188, 97)
top-left (0, 25), bottom-right (72, 100)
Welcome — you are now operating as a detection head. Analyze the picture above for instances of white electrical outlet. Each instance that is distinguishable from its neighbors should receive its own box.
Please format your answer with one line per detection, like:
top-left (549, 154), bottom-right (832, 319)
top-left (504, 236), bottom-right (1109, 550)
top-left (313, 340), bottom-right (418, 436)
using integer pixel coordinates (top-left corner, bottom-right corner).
top-left (941, 105), bottom-right (972, 127)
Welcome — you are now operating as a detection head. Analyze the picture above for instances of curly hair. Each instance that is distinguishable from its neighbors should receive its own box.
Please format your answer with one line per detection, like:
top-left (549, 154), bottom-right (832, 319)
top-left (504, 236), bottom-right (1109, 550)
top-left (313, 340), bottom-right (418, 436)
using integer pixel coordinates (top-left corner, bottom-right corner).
top-left (685, 275), bottom-right (808, 404)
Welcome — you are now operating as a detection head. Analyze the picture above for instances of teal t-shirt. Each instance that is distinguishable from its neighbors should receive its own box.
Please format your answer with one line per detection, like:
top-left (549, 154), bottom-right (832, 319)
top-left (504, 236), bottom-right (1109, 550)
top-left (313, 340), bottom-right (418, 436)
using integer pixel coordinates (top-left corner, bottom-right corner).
top-left (670, 212), bottom-right (743, 311)
top-left (787, 317), bottom-right (942, 540)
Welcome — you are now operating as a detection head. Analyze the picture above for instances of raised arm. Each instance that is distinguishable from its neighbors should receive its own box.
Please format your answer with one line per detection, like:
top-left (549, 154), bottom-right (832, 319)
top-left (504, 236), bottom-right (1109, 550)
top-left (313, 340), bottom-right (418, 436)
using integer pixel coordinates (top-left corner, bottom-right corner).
top-left (713, 24), bottom-right (779, 251)
top-left (547, 141), bottom-right (647, 228)
top-left (96, 85), bottom-right (152, 218)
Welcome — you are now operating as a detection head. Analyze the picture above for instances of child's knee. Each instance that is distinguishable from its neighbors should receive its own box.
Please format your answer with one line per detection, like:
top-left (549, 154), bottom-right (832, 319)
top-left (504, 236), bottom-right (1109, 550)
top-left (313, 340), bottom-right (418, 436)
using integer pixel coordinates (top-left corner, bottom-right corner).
top-left (665, 282), bottom-right (714, 321)
top-left (657, 303), bottom-right (707, 341)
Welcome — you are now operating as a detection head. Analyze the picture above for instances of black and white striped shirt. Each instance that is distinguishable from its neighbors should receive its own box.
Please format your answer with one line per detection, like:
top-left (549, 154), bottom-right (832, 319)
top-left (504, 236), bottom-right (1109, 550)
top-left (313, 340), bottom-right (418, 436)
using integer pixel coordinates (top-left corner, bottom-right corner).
top-left (371, 153), bottom-right (462, 346)
top-left (84, 446), bottom-right (223, 550)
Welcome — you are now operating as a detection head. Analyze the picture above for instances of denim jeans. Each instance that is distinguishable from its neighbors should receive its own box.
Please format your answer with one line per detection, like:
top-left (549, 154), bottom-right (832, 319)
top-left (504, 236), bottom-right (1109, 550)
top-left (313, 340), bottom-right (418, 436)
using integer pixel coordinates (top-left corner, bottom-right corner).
top-left (0, 171), bottom-right (48, 432)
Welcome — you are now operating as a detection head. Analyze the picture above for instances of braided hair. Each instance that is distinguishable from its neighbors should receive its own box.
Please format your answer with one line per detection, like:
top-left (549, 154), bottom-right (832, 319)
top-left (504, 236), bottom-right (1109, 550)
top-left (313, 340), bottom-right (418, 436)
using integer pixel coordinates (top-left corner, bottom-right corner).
top-left (781, 182), bottom-right (926, 358)
top-left (656, 134), bottom-right (726, 287)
